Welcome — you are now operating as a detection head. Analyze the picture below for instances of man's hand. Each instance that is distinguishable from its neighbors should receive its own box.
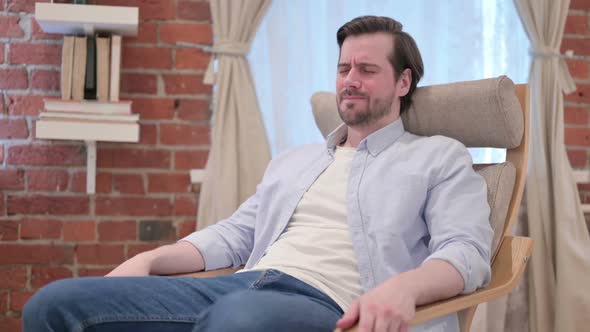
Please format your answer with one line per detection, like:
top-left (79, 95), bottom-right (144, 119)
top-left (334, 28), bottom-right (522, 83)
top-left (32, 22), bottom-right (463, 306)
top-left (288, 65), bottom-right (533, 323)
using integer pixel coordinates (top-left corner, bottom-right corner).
top-left (105, 252), bottom-right (152, 277)
top-left (336, 277), bottom-right (416, 332)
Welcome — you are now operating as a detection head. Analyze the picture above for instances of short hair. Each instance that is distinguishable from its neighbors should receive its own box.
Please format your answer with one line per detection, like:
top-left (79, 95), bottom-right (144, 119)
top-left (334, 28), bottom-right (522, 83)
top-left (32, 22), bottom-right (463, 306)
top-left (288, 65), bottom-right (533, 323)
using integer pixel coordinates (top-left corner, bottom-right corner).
top-left (337, 16), bottom-right (424, 114)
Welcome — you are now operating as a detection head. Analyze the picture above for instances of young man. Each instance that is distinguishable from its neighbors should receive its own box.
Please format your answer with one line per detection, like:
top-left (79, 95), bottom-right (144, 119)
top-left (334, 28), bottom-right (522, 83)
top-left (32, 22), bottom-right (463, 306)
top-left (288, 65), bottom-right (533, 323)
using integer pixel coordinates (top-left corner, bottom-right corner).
top-left (24, 16), bottom-right (492, 332)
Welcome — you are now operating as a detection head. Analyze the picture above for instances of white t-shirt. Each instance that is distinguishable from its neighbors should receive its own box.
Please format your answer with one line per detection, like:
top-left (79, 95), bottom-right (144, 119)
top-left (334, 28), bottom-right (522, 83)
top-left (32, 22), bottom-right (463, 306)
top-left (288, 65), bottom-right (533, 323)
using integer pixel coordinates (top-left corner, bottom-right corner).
top-left (244, 146), bottom-right (362, 311)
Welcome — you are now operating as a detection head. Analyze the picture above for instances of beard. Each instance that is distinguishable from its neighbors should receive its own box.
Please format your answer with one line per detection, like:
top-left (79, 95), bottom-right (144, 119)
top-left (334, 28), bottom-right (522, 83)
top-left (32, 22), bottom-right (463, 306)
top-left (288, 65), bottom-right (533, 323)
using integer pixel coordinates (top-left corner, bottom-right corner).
top-left (337, 89), bottom-right (395, 127)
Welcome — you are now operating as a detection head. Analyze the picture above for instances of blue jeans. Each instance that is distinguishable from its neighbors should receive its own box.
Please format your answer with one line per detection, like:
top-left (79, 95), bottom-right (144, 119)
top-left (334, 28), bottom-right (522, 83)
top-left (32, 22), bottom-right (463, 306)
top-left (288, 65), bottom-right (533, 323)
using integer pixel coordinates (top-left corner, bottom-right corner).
top-left (23, 269), bottom-right (343, 332)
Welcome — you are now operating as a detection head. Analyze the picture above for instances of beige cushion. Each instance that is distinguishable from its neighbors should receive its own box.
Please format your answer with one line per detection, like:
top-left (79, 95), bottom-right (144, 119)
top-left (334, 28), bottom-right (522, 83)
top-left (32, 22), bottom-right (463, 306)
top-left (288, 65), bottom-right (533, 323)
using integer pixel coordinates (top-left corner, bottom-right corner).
top-left (474, 162), bottom-right (516, 257)
top-left (310, 76), bottom-right (524, 148)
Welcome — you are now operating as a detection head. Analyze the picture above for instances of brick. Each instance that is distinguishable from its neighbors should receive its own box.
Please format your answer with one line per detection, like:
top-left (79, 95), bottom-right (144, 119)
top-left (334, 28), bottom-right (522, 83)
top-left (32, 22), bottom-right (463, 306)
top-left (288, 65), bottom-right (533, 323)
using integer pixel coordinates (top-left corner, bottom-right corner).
top-left (63, 221), bottom-right (95, 242)
top-left (561, 38), bottom-right (590, 56)
top-left (98, 221), bottom-right (137, 241)
top-left (0, 16), bottom-right (25, 38)
top-left (0, 292), bottom-right (6, 314)
top-left (127, 243), bottom-right (159, 259)
top-left (20, 218), bottom-right (62, 240)
top-left (138, 220), bottom-right (175, 241)
top-left (0, 146), bottom-right (3, 164)
top-left (571, 0), bottom-right (590, 11)
top-left (0, 169), bottom-right (25, 191)
top-left (0, 69), bottom-right (28, 89)
top-left (567, 149), bottom-right (587, 168)
top-left (148, 173), bottom-right (190, 193)
top-left (98, 148), bottom-right (171, 169)
top-left (122, 47), bottom-right (172, 69)
top-left (176, 99), bottom-right (209, 121)
top-left (120, 73), bottom-right (158, 94)
top-left (567, 59), bottom-right (589, 80)
top-left (160, 23), bottom-right (212, 45)
top-left (0, 244), bottom-right (74, 264)
top-left (175, 150), bottom-right (209, 170)
top-left (0, 318), bottom-right (21, 332)
top-left (27, 169), bottom-right (69, 191)
top-left (31, 266), bottom-right (72, 288)
top-left (177, 219), bottom-right (196, 238)
top-left (7, 0), bottom-right (47, 13)
top-left (0, 119), bottom-right (28, 139)
top-left (160, 123), bottom-right (210, 145)
top-left (131, 98), bottom-right (174, 120)
top-left (138, 0), bottom-right (176, 20)
top-left (176, 48), bottom-right (210, 70)
top-left (10, 291), bottom-right (33, 312)
top-left (0, 220), bottom-right (19, 241)
top-left (32, 19), bottom-right (61, 40)
top-left (565, 128), bottom-right (590, 146)
top-left (565, 15), bottom-right (589, 35)
top-left (0, 267), bottom-right (27, 289)
top-left (78, 268), bottom-right (112, 277)
top-left (565, 84), bottom-right (590, 104)
top-left (7, 95), bottom-right (44, 116)
top-left (71, 171), bottom-right (112, 193)
top-left (76, 244), bottom-right (125, 265)
top-left (174, 195), bottom-right (197, 216)
top-left (139, 124), bottom-right (157, 144)
top-left (178, 1), bottom-right (211, 21)
top-left (31, 69), bottom-right (61, 91)
top-left (7, 195), bottom-right (89, 215)
top-left (124, 22), bottom-right (157, 44)
top-left (0, 43), bottom-right (4, 64)
top-left (95, 197), bottom-right (172, 216)
top-left (0, 194), bottom-right (3, 217)
top-left (10, 43), bottom-right (62, 65)
top-left (7, 144), bottom-right (85, 166)
top-left (113, 174), bottom-right (145, 194)
top-left (163, 74), bottom-right (211, 95)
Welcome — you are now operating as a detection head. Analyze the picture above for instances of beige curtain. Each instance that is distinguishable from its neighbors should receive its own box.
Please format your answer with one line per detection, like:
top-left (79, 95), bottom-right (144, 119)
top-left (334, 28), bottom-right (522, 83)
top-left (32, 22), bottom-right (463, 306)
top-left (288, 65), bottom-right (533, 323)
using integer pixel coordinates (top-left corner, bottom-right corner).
top-left (512, 1), bottom-right (590, 331)
top-left (197, 0), bottom-right (272, 229)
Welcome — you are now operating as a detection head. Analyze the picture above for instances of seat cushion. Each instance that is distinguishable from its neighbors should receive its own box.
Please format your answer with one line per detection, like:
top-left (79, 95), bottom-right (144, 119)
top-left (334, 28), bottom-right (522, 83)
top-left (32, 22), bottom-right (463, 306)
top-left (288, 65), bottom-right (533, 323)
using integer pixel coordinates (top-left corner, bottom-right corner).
top-left (474, 162), bottom-right (516, 257)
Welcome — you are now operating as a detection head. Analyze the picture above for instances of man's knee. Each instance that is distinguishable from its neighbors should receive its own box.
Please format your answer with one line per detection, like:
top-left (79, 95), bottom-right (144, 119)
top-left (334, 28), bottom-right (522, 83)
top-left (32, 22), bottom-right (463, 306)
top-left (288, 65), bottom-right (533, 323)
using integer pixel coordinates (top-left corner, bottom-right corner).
top-left (23, 278), bottom-right (79, 331)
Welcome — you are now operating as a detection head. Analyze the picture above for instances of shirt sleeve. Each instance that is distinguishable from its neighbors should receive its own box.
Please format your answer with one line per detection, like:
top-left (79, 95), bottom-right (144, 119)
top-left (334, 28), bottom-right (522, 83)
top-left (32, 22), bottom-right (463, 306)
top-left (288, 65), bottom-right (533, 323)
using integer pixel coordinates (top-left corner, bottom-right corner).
top-left (178, 186), bottom-right (261, 271)
top-left (421, 139), bottom-right (494, 294)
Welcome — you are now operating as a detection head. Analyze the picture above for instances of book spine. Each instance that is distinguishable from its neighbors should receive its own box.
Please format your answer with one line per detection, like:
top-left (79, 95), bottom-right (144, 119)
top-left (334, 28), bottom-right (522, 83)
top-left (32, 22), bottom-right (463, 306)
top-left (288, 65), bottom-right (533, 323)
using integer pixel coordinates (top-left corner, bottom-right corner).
top-left (109, 35), bottom-right (122, 102)
top-left (72, 36), bottom-right (87, 101)
top-left (60, 36), bottom-right (75, 100)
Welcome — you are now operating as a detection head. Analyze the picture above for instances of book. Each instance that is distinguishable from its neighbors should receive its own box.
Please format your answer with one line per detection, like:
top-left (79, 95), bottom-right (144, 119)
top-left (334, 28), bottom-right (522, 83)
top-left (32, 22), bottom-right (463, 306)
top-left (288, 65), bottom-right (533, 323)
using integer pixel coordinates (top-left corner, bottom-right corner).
top-left (40, 111), bottom-right (139, 123)
top-left (84, 35), bottom-right (96, 100)
top-left (72, 36), bottom-right (87, 100)
top-left (110, 35), bottom-right (122, 102)
top-left (96, 36), bottom-right (111, 102)
top-left (36, 118), bottom-right (139, 143)
top-left (60, 36), bottom-right (75, 100)
top-left (43, 98), bottom-right (132, 115)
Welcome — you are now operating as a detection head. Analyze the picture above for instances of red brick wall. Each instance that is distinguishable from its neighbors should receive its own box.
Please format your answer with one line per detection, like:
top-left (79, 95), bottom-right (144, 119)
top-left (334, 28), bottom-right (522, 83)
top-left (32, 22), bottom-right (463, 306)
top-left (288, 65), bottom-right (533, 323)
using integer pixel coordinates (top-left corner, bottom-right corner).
top-left (565, 2), bottom-right (590, 211)
top-left (0, 1), bottom-right (212, 330)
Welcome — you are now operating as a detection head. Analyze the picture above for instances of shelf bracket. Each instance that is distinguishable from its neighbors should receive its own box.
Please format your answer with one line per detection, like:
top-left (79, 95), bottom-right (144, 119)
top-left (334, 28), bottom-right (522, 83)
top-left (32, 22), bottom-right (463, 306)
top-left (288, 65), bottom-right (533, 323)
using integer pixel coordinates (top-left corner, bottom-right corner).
top-left (85, 140), bottom-right (97, 194)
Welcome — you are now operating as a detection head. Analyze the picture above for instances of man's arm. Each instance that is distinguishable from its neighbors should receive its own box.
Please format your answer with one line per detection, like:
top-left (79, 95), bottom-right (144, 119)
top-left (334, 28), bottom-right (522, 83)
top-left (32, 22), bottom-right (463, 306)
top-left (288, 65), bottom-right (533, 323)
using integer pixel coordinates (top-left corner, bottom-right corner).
top-left (106, 241), bottom-right (205, 277)
top-left (339, 139), bottom-right (492, 331)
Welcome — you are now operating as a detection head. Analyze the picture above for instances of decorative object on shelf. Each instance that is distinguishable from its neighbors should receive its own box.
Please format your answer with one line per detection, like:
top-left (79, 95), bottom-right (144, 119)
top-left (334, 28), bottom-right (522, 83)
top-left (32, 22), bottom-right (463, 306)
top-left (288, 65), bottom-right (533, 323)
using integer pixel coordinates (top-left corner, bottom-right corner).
top-left (34, 2), bottom-right (139, 194)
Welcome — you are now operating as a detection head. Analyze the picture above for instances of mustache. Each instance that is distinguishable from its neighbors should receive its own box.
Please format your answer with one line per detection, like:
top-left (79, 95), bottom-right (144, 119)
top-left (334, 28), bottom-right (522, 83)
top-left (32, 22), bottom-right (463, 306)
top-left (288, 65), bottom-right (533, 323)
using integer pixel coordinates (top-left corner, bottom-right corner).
top-left (339, 89), bottom-right (368, 99)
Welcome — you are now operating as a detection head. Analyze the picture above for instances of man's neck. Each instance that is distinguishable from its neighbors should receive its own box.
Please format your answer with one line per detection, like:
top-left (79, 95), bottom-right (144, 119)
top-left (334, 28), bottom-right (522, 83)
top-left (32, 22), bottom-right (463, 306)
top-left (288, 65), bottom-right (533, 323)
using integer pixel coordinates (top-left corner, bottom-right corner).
top-left (340, 115), bottom-right (400, 148)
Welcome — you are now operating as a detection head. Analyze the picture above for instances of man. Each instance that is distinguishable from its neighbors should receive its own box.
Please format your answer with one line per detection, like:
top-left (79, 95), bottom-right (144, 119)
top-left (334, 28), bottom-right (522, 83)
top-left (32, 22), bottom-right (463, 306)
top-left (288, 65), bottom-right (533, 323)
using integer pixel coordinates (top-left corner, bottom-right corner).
top-left (24, 16), bottom-right (492, 332)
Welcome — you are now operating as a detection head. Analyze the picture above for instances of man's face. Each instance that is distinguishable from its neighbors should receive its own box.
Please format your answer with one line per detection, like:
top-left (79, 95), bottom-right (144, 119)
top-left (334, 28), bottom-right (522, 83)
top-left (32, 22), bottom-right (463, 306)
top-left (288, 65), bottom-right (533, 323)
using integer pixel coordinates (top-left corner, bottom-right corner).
top-left (336, 32), bottom-right (409, 127)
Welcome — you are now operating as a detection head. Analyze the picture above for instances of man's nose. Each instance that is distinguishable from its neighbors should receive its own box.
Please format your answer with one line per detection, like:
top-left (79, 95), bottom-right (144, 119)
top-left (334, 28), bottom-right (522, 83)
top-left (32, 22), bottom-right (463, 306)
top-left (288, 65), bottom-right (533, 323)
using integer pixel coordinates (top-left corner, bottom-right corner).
top-left (344, 70), bottom-right (361, 89)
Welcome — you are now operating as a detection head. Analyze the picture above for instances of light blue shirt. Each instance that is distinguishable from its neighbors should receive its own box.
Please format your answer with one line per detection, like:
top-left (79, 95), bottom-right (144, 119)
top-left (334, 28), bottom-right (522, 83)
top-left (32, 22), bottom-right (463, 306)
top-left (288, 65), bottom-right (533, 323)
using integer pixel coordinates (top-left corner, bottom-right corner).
top-left (182, 118), bottom-right (493, 331)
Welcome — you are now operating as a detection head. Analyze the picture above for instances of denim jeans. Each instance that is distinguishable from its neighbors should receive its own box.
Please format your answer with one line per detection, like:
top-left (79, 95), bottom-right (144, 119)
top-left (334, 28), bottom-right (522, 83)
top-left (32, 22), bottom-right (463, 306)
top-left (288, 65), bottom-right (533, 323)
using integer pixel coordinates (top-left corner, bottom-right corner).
top-left (23, 269), bottom-right (343, 332)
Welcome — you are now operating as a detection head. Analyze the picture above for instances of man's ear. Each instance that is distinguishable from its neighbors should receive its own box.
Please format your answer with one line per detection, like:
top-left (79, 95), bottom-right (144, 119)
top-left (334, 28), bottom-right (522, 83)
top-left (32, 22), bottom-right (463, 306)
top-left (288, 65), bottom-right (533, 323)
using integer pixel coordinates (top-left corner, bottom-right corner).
top-left (397, 68), bottom-right (412, 97)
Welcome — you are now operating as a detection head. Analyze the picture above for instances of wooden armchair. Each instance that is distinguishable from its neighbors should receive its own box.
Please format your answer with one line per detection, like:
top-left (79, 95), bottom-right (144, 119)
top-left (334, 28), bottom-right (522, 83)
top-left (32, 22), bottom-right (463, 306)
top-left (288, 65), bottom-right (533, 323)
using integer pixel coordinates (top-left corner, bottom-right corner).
top-left (180, 77), bottom-right (532, 332)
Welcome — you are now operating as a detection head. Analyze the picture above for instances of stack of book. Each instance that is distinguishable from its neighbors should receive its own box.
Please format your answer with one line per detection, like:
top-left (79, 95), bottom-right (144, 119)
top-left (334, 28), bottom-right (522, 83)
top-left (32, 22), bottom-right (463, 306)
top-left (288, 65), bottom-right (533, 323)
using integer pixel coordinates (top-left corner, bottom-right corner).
top-left (37, 34), bottom-right (139, 143)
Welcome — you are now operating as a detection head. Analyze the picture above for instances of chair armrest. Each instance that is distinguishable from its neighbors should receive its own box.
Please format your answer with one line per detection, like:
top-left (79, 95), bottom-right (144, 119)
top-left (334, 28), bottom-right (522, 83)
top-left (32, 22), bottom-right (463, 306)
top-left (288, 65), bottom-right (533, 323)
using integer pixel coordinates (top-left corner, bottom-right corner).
top-left (335, 236), bottom-right (533, 332)
top-left (170, 267), bottom-right (243, 278)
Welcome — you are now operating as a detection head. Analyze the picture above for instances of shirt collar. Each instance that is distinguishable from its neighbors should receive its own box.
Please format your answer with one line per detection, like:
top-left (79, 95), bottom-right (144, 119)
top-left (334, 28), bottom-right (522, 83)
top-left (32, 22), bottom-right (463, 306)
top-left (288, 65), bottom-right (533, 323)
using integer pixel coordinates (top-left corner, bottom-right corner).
top-left (326, 118), bottom-right (406, 156)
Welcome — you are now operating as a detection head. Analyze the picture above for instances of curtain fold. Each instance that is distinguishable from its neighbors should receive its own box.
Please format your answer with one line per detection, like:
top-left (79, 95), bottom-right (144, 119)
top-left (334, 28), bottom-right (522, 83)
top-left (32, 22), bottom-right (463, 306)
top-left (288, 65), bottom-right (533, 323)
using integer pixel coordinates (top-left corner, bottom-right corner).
top-left (513, 1), bottom-right (590, 331)
top-left (197, 0), bottom-right (272, 229)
